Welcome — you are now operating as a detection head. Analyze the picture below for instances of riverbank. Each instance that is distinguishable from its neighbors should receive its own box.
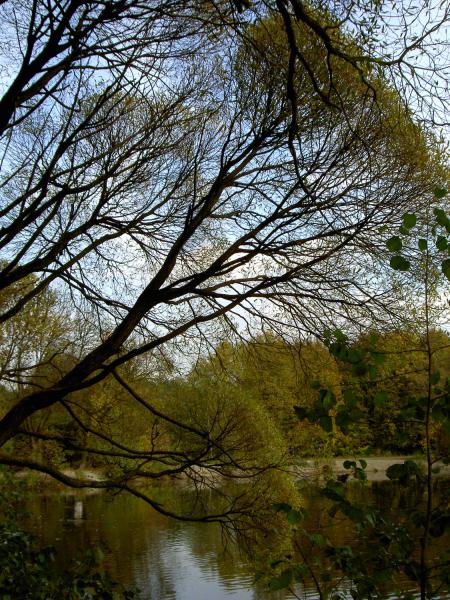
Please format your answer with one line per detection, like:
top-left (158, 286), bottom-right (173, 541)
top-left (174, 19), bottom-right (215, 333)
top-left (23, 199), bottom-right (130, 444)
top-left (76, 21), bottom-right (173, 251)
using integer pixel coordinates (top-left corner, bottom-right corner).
top-left (292, 456), bottom-right (450, 482)
top-left (8, 455), bottom-right (450, 490)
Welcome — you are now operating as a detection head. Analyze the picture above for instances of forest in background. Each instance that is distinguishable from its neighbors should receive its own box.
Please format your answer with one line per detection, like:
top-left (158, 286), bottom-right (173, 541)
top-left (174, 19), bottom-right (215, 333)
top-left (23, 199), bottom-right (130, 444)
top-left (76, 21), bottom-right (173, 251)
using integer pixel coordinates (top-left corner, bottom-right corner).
top-left (0, 0), bottom-right (449, 514)
top-left (2, 272), bottom-right (449, 469)
top-left (0, 0), bottom-right (449, 597)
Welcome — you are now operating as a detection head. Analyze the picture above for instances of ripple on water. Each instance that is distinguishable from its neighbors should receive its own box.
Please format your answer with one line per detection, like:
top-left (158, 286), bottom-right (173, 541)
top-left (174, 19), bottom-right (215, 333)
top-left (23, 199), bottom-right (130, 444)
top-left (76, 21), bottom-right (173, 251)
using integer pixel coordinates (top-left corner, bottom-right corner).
top-left (20, 483), bottom-right (450, 600)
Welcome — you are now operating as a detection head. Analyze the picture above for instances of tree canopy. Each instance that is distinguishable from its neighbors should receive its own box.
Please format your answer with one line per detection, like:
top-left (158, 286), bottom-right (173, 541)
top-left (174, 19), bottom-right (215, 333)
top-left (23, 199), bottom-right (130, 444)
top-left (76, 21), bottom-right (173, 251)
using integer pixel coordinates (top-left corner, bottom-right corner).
top-left (0, 0), bottom-right (449, 523)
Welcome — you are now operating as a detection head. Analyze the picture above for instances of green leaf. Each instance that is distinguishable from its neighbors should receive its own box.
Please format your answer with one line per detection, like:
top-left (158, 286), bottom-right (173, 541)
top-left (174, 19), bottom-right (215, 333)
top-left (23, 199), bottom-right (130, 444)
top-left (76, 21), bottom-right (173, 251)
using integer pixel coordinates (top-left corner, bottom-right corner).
top-left (365, 510), bottom-right (376, 526)
top-left (371, 351), bottom-right (385, 365)
top-left (342, 504), bottom-right (365, 523)
top-left (402, 213), bottom-right (417, 229)
top-left (333, 328), bottom-right (347, 342)
top-left (386, 460), bottom-right (423, 485)
top-left (386, 463), bottom-right (405, 481)
top-left (319, 416), bottom-right (333, 433)
top-left (322, 481), bottom-right (345, 501)
top-left (434, 207), bottom-right (448, 227)
top-left (269, 559), bottom-right (286, 569)
top-left (287, 509), bottom-right (304, 525)
top-left (433, 186), bottom-right (448, 199)
top-left (430, 371), bottom-right (440, 385)
top-left (386, 236), bottom-right (402, 252)
top-left (359, 459), bottom-right (367, 469)
top-left (343, 388), bottom-right (357, 407)
top-left (269, 569), bottom-right (292, 591)
top-left (322, 390), bottom-right (336, 410)
top-left (352, 362), bottom-right (368, 376)
top-left (348, 348), bottom-right (364, 363)
top-left (343, 460), bottom-right (356, 469)
top-left (373, 391), bottom-right (388, 407)
top-left (429, 512), bottom-right (450, 538)
top-left (390, 255), bottom-right (410, 271)
top-left (418, 238), bottom-right (427, 251)
top-left (293, 564), bottom-right (309, 580)
top-left (335, 413), bottom-right (351, 434)
top-left (442, 258), bottom-right (450, 281)
top-left (436, 236), bottom-right (447, 251)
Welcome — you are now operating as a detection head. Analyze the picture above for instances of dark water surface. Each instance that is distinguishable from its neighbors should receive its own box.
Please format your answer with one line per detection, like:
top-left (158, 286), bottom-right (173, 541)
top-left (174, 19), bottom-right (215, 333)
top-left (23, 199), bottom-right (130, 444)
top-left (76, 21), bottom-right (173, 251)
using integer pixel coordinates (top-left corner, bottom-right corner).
top-left (23, 490), bottom-right (274, 600)
top-left (20, 477), bottom-right (450, 600)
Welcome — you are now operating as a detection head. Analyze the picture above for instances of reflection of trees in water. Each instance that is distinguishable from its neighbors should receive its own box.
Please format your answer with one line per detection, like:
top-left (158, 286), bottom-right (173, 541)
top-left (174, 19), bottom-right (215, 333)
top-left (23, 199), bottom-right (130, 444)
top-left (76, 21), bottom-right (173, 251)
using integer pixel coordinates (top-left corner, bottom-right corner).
top-left (21, 490), bottom-right (262, 599)
top-left (19, 487), bottom-right (311, 598)
top-left (20, 480), bottom-right (450, 599)
top-left (294, 478), bottom-right (450, 598)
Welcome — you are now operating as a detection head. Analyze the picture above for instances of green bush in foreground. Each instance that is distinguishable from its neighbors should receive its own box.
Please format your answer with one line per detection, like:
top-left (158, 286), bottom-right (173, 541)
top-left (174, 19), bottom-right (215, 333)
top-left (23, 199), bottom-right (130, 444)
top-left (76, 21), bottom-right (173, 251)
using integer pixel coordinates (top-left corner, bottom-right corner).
top-left (0, 521), bottom-right (138, 599)
top-left (0, 469), bottom-right (137, 599)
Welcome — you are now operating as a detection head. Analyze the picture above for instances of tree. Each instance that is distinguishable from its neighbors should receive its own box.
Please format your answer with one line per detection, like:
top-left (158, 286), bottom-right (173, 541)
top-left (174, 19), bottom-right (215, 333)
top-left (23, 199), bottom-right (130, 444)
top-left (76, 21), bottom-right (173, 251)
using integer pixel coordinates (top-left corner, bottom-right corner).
top-left (0, 0), bottom-right (448, 524)
top-left (191, 335), bottom-right (344, 455)
top-left (0, 273), bottom-right (71, 391)
top-left (272, 192), bottom-right (450, 599)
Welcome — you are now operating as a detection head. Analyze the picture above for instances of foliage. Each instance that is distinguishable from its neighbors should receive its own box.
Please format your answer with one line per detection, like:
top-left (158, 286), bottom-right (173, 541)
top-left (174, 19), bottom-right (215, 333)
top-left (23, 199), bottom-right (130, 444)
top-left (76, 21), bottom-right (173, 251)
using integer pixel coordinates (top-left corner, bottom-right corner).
top-left (0, 0), bottom-right (448, 522)
top-left (265, 191), bottom-right (450, 599)
top-left (0, 469), bottom-right (137, 599)
top-left (0, 527), bottom-right (137, 600)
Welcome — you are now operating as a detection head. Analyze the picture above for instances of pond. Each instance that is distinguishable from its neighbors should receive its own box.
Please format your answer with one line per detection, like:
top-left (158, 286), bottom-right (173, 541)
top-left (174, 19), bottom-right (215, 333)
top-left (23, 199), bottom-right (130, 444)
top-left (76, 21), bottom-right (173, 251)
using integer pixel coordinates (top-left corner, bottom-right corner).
top-left (20, 475), bottom-right (450, 600)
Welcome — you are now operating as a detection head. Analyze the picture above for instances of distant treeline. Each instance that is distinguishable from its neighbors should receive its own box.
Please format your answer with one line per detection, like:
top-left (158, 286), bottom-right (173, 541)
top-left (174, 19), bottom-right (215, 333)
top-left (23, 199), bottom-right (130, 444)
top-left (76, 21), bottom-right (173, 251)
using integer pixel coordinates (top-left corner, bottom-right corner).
top-left (178, 331), bottom-right (450, 458)
top-left (2, 283), bottom-right (448, 467)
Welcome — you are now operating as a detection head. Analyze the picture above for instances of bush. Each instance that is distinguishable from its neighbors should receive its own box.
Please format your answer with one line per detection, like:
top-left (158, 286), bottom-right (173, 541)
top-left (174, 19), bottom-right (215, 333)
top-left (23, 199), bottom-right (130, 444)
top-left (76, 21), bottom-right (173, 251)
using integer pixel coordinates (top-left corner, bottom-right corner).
top-left (0, 521), bottom-right (138, 599)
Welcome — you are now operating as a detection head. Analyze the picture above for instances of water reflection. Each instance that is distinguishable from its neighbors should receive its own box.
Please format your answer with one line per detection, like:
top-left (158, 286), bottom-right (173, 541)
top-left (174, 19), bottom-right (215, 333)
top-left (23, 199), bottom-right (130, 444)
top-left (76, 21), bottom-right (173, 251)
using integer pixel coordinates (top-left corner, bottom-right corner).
top-left (23, 491), bottom-right (288, 600)
top-left (21, 479), bottom-right (449, 600)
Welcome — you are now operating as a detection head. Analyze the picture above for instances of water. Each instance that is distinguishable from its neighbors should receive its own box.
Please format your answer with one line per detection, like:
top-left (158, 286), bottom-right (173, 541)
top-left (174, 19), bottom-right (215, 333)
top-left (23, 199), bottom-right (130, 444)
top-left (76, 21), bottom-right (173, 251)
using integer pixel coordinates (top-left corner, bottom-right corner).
top-left (22, 490), bottom-right (279, 599)
top-left (19, 477), bottom-right (450, 600)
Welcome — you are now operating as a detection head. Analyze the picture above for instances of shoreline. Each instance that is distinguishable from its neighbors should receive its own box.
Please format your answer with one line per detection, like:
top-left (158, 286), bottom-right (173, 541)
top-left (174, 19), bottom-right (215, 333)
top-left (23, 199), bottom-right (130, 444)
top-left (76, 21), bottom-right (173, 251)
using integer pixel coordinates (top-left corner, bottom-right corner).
top-left (6, 454), bottom-right (450, 490)
top-left (292, 456), bottom-right (450, 482)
